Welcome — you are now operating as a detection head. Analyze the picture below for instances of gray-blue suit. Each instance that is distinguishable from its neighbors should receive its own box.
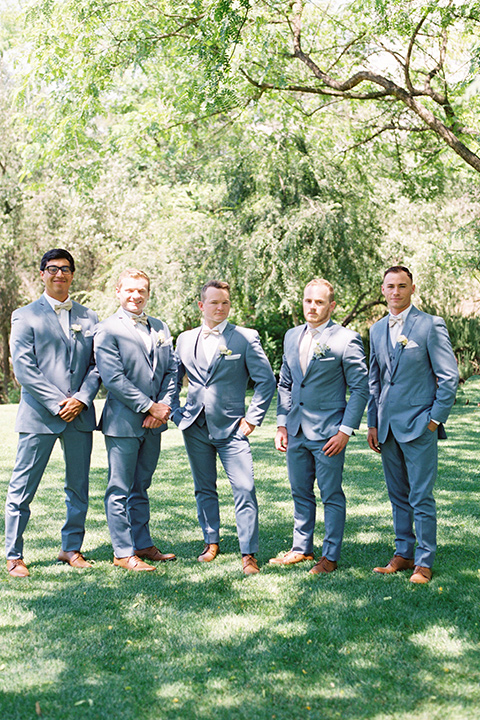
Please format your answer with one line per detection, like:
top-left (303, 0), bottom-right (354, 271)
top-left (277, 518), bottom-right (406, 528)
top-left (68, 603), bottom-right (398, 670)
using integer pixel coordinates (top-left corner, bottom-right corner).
top-left (5, 296), bottom-right (100, 560)
top-left (368, 306), bottom-right (459, 567)
top-left (94, 309), bottom-right (177, 557)
top-left (277, 320), bottom-right (368, 560)
top-left (172, 323), bottom-right (276, 554)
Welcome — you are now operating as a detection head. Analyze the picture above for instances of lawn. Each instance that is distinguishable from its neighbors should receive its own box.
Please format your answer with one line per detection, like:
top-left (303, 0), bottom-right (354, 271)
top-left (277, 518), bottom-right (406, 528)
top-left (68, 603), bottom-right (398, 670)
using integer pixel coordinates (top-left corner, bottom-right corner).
top-left (1, 380), bottom-right (479, 720)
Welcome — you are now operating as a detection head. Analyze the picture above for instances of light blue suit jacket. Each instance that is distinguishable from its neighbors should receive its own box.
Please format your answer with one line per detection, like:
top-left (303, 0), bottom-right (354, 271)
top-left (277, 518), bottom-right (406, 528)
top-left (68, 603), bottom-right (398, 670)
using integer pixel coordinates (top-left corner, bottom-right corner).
top-left (277, 320), bottom-right (369, 441)
top-left (94, 309), bottom-right (177, 437)
top-left (367, 306), bottom-right (459, 444)
top-left (172, 323), bottom-right (276, 440)
top-left (10, 296), bottom-right (100, 434)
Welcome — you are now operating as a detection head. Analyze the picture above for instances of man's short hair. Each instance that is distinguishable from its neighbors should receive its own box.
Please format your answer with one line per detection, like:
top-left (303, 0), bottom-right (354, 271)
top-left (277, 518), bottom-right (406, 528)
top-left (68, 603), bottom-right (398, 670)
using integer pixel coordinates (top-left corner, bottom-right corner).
top-left (116, 268), bottom-right (151, 292)
top-left (304, 278), bottom-right (335, 303)
top-left (40, 249), bottom-right (75, 272)
top-left (383, 265), bottom-right (413, 282)
top-left (201, 280), bottom-right (230, 300)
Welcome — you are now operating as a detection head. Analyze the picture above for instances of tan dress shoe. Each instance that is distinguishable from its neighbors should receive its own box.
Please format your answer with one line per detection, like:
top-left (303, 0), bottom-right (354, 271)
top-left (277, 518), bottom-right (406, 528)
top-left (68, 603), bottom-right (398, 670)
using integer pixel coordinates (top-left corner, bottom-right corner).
top-left (113, 555), bottom-right (156, 571)
top-left (58, 551), bottom-right (92, 568)
top-left (410, 566), bottom-right (432, 584)
top-left (269, 550), bottom-right (315, 565)
top-left (135, 546), bottom-right (176, 562)
top-left (373, 555), bottom-right (415, 574)
top-left (242, 554), bottom-right (259, 575)
top-left (197, 543), bottom-right (219, 562)
top-left (309, 556), bottom-right (337, 575)
top-left (7, 558), bottom-right (30, 577)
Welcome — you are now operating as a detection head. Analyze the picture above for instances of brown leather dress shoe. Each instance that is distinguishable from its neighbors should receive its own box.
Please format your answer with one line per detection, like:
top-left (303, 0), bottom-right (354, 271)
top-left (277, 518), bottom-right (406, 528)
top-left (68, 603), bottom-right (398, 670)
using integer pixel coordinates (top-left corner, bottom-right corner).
top-left (373, 555), bottom-right (415, 574)
top-left (197, 543), bottom-right (219, 562)
top-left (58, 551), bottom-right (93, 568)
top-left (309, 556), bottom-right (337, 575)
top-left (135, 546), bottom-right (176, 562)
top-left (242, 554), bottom-right (259, 575)
top-left (410, 566), bottom-right (432, 584)
top-left (269, 550), bottom-right (315, 565)
top-left (7, 558), bottom-right (30, 577)
top-left (113, 555), bottom-right (156, 571)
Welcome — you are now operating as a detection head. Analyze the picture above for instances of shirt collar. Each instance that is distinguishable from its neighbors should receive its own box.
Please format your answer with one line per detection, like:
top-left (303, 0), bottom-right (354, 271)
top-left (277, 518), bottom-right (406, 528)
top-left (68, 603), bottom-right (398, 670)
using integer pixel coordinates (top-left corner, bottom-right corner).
top-left (306, 320), bottom-right (329, 334)
top-left (202, 319), bottom-right (228, 335)
top-left (43, 291), bottom-right (71, 309)
top-left (389, 305), bottom-right (412, 323)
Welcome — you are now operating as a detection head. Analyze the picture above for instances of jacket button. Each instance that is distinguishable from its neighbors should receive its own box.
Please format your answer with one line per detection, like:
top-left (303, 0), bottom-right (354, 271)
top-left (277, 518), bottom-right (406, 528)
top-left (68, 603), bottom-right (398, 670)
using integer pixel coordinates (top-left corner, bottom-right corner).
top-left (301, 384), bottom-right (305, 388)
top-left (391, 382), bottom-right (395, 386)
top-left (299, 402), bottom-right (304, 406)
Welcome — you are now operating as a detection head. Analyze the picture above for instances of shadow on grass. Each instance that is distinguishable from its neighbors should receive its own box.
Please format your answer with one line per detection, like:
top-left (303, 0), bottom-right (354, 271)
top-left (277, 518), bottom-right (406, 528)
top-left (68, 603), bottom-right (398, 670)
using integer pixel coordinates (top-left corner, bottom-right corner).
top-left (1, 402), bottom-right (480, 719)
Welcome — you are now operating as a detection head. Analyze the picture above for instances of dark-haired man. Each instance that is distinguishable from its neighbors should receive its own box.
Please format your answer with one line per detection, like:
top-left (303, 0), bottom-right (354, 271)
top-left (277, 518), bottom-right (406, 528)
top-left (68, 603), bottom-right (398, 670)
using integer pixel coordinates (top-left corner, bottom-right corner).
top-left (172, 280), bottom-right (276, 574)
top-left (5, 249), bottom-right (100, 577)
top-left (368, 266), bottom-right (459, 583)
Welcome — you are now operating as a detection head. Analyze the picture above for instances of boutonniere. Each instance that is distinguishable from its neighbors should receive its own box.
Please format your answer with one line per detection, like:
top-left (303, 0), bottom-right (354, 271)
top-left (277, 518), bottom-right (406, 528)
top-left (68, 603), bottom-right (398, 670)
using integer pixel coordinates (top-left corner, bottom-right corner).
top-left (219, 345), bottom-right (232, 356)
top-left (70, 324), bottom-right (83, 335)
top-left (155, 331), bottom-right (172, 347)
top-left (313, 342), bottom-right (330, 358)
top-left (397, 335), bottom-right (408, 348)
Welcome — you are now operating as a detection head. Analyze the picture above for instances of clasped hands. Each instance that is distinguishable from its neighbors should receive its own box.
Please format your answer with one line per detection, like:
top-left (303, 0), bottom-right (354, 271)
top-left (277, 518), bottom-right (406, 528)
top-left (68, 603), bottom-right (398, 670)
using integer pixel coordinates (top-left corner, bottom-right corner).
top-left (143, 402), bottom-right (171, 429)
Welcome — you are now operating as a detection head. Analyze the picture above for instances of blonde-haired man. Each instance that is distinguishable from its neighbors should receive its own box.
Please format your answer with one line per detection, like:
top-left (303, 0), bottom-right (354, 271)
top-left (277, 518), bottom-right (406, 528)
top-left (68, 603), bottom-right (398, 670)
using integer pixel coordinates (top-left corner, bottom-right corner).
top-left (94, 269), bottom-right (177, 571)
top-left (271, 278), bottom-right (368, 574)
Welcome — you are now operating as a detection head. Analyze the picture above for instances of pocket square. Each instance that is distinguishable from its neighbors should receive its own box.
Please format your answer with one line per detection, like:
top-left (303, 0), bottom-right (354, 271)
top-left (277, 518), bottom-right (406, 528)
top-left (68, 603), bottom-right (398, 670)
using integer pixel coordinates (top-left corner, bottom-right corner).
top-left (225, 354), bottom-right (241, 360)
top-left (405, 340), bottom-right (419, 349)
top-left (317, 357), bottom-right (335, 362)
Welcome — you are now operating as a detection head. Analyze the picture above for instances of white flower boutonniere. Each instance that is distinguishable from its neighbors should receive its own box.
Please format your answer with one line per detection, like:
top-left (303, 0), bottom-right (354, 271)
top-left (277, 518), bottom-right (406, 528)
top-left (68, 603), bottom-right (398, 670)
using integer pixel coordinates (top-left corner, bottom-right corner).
top-left (397, 335), bottom-right (408, 348)
top-left (219, 345), bottom-right (232, 356)
top-left (70, 324), bottom-right (83, 335)
top-left (313, 342), bottom-right (330, 358)
top-left (155, 331), bottom-right (173, 347)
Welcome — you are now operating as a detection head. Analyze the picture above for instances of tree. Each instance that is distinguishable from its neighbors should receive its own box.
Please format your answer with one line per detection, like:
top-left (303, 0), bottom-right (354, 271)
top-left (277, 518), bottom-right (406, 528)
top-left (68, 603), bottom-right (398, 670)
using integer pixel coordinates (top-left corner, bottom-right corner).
top-left (16, 0), bottom-right (480, 177)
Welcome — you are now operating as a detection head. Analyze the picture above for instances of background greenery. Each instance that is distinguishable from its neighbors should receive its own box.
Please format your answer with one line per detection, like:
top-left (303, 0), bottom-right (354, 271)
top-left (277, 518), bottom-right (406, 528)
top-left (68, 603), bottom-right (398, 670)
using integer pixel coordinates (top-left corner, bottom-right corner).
top-left (1, 0), bottom-right (480, 399)
top-left (1, 380), bottom-right (480, 720)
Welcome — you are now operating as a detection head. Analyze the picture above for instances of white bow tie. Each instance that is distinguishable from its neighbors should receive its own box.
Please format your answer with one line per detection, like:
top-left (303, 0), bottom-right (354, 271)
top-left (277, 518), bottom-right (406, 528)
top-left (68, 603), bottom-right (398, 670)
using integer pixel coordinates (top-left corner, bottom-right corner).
top-left (54, 300), bottom-right (72, 314)
top-left (203, 327), bottom-right (220, 338)
top-left (389, 315), bottom-right (404, 327)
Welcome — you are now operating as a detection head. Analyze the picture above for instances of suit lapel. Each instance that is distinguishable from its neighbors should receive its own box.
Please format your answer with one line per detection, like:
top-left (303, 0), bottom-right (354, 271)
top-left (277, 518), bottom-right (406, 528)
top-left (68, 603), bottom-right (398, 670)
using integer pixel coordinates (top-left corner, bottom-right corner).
top-left (208, 323), bottom-right (234, 380)
top-left (192, 327), bottom-right (209, 379)
top-left (390, 306), bottom-right (419, 378)
top-left (303, 320), bottom-right (334, 379)
top-left (118, 310), bottom-right (153, 367)
top-left (40, 296), bottom-right (71, 354)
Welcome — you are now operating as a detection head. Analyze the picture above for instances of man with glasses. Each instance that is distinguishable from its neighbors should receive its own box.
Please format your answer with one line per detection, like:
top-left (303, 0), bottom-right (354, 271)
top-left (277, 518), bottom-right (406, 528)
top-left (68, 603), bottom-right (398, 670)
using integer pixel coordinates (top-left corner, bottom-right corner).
top-left (5, 249), bottom-right (100, 577)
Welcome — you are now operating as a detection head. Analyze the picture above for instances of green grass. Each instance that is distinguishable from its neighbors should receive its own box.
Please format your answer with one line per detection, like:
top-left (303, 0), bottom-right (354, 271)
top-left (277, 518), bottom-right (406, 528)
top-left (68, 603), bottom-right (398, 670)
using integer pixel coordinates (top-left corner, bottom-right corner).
top-left (1, 382), bottom-right (480, 720)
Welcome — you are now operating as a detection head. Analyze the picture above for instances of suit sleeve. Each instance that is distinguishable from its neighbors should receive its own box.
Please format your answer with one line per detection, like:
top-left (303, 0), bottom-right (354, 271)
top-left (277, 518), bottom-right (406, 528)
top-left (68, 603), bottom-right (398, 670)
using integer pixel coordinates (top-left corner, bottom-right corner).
top-left (276, 349), bottom-right (293, 427)
top-left (155, 324), bottom-right (177, 407)
top-left (170, 336), bottom-right (186, 425)
top-left (72, 312), bottom-right (100, 408)
top-left (10, 309), bottom-right (67, 416)
top-left (367, 329), bottom-right (381, 428)
top-left (340, 333), bottom-right (369, 429)
top-left (427, 317), bottom-right (459, 423)
top-left (244, 333), bottom-right (276, 427)
top-left (94, 325), bottom-right (153, 413)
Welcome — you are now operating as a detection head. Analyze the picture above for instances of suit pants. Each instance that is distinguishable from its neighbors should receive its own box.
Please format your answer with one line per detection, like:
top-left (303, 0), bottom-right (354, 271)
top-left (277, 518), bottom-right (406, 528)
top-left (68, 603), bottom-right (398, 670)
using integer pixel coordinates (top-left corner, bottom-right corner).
top-left (104, 432), bottom-right (161, 557)
top-left (380, 427), bottom-right (438, 568)
top-left (5, 426), bottom-right (93, 559)
top-left (287, 429), bottom-right (346, 561)
top-left (182, 420), bottom-right (259, 554)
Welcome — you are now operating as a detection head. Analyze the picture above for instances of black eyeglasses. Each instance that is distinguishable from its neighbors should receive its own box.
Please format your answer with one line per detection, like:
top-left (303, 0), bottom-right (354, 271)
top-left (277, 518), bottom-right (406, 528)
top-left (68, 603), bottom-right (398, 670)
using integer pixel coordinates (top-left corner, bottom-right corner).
top-left (44, 265), bottom-right (73, 276)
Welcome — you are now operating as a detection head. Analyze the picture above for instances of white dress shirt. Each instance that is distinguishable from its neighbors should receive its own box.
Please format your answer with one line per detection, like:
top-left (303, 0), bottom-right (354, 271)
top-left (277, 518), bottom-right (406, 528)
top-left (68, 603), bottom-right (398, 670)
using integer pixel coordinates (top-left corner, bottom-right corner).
top-left (200, 319), bottom-right (229, 365)
top-left (43, 291), bottom-right (71, 337)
